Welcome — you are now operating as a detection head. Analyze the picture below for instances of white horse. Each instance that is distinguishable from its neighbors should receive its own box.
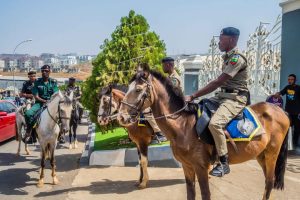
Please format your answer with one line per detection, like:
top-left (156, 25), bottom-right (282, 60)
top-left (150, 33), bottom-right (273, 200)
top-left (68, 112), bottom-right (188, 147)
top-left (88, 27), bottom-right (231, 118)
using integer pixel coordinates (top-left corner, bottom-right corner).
top-left (16, 99), bottom-right (33, 156)
top-left (35, 90), bottom-right (73, 187)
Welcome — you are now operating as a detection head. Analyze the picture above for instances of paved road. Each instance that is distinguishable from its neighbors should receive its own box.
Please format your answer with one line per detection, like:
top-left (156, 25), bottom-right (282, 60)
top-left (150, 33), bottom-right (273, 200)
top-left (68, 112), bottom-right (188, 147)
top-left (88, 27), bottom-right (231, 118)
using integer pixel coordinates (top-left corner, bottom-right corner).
top-left (0, 123), bottom-right (88, 200)
top-left (68, 156), bottom-right (300, 200)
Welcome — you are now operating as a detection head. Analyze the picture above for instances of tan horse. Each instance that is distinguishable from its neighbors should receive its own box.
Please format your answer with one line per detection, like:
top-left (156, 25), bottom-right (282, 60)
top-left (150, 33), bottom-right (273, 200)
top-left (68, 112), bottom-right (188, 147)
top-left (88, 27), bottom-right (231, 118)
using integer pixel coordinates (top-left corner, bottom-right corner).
top-left (117, 69), bottom-right (290, 200)
top-left (97, 85), bottom-right (153, 189)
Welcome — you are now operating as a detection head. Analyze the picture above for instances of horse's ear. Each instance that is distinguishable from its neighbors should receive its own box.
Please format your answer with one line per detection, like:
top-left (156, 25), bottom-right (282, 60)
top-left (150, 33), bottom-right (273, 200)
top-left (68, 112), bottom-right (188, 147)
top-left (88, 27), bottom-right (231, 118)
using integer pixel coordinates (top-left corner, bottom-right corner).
top-left (112, 89), bottom-right (125, 102)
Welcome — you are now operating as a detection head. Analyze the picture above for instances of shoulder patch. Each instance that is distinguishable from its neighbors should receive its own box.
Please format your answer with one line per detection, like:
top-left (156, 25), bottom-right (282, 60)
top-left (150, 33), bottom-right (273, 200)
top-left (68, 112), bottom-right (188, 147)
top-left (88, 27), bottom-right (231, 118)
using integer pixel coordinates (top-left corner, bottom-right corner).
top-left (230, 54), bottom-right (240, 65)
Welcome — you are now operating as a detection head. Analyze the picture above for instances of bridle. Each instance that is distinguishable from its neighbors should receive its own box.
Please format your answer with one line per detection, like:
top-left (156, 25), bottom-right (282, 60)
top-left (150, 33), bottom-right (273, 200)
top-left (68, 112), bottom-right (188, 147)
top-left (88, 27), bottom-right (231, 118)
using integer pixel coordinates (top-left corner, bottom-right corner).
top-left (120, 77), bottom-right (152, 119)
top-left (47, 100), bottom-right (71, 125)
top-left (120, 75), bottom-right (187, 121)
top-left (98, 90), bottom-right (118, 121)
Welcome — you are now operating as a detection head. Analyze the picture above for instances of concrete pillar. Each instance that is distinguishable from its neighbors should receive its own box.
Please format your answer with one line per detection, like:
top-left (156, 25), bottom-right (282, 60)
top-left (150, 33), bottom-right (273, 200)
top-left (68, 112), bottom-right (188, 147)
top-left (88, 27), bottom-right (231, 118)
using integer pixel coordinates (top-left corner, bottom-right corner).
top-left (280, 0), bottom-right (300, 88)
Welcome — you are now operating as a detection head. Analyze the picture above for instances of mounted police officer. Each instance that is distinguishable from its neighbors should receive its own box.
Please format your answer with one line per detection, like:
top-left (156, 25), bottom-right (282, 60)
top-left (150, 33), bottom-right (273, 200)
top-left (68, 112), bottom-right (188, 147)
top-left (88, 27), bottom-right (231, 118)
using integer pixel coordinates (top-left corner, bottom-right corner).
top-left (66, 77), bottom-right (84, 122)
top-left (24, 65), bottom-right (59, 143)
top-left (20, 70), bottom-right (36, 104)
top-left (185, 27), bottom-right (249, 177)
top-left (162, 57), bottom-right (182, 90)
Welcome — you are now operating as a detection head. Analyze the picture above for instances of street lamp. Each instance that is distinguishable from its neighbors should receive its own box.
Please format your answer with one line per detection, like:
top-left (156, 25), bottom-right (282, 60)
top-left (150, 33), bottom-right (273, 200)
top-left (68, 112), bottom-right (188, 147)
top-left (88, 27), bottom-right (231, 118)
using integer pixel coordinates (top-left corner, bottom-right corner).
top-left (12, 39), bottom-right (32, 96)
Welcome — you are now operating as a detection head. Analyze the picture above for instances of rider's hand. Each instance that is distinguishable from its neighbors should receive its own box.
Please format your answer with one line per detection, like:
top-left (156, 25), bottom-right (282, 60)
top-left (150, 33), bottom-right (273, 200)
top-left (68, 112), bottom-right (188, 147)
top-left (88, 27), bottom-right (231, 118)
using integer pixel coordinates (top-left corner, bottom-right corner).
top-left (185, 95), bottom-right (194, 102)
top-left (274, 92), bottom-right (281, 98)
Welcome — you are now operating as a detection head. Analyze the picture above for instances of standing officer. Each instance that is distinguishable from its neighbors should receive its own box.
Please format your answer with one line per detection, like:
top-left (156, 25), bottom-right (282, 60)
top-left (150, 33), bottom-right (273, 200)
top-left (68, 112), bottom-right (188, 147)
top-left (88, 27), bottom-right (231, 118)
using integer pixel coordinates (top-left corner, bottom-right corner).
top-left (185, 27), bottom-right (249, 177)
top-left (20, 71), bottom-right (36, 102)
top-left (162, 57), bottom-right (182, 90)
top-left (24, 65), bottom-right (59, 142)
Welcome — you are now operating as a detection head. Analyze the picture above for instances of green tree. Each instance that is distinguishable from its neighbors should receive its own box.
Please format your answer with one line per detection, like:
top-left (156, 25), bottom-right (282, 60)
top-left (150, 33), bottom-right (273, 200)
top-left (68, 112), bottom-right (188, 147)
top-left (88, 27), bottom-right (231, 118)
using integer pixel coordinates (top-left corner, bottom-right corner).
top-left (82, 10), bottom-right (166, 122)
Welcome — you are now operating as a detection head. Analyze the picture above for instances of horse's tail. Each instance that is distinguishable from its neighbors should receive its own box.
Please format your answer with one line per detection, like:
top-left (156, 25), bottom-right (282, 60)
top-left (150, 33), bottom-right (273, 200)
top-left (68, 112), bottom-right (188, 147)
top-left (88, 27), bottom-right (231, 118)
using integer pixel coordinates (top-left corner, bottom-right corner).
top-left (274, 132), bottom-right (288, 190)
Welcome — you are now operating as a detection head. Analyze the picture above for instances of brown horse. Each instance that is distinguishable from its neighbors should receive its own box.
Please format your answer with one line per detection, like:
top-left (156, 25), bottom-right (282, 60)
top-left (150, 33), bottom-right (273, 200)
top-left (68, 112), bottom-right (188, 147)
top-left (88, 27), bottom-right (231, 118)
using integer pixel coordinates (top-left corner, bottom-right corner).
top-left (97, 85), bottom-right (154, 189)
top-left (117, 68), bottom-right (290, 200)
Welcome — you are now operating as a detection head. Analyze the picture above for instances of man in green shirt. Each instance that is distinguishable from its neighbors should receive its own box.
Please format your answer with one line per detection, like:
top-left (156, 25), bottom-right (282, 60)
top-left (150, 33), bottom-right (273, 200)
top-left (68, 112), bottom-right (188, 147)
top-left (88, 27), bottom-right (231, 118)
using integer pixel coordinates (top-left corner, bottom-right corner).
top-left (24, 65), bottom-right (59, 143)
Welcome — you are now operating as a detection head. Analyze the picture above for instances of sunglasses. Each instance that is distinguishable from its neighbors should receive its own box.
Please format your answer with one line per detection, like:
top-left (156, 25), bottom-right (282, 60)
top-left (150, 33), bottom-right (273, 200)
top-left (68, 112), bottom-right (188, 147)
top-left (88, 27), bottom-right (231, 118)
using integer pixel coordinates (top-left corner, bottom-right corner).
top-left (41, 70), bottom-right (50, 73)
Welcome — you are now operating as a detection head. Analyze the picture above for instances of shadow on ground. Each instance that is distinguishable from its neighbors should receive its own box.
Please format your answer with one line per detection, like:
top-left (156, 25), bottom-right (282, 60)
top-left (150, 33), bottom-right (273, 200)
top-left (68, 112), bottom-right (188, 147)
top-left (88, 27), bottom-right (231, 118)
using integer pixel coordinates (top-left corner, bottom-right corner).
top-left (34, 177), bottom-right (185, 197)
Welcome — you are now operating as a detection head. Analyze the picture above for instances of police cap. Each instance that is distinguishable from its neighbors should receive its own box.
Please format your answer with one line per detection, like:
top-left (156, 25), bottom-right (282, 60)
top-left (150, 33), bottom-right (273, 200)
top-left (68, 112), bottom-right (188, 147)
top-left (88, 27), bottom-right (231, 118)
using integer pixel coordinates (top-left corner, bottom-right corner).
top-left (161, 57), bottom-right (174, 63)
top-left (41, 64), bottom-right (51, 71)
top-left (220, 27), bottom-right (240, 37)
top-left (69, 77), bottom-right (76, 81)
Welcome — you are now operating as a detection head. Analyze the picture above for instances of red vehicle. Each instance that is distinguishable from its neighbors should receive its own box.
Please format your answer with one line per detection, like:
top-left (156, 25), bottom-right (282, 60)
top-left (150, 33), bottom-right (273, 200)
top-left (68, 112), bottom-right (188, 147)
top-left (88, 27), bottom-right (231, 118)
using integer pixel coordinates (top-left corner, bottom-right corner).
top-left (0, 100), bottom-right (17, 142)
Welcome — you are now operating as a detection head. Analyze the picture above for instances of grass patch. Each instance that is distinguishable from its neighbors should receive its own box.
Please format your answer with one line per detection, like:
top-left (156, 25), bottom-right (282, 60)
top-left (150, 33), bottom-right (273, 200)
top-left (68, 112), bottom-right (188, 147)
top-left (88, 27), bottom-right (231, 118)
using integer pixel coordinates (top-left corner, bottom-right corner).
top-left (94, 127), bottom-right (169, 151)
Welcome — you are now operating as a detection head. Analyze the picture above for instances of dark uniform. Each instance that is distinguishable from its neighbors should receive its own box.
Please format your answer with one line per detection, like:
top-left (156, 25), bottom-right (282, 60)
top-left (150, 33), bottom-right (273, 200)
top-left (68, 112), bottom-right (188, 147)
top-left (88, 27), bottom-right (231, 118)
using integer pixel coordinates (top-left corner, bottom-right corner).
top-left (21, 81), bottom-right (35, 97)
top-left (24, 77), bottom-right (59, 127)
top-left (67, 78), bottom-right (84, 121)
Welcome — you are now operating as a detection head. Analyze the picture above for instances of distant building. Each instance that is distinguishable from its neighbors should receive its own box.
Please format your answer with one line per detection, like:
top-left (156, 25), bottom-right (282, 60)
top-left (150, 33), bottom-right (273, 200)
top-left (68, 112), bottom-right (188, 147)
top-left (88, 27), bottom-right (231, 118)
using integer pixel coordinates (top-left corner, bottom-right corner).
top-left (0, 59), bottom-right (4, 71)
top-left (59, 55), bottom-right (77, 66)
top-left (31, 56), bottom-right (44, 69)
top-left (18, 57), bottom-right (32, 71)
top-left (77, 55), bottom-right (94, 63)
top-left (3, 58), bottom-right (17, 71)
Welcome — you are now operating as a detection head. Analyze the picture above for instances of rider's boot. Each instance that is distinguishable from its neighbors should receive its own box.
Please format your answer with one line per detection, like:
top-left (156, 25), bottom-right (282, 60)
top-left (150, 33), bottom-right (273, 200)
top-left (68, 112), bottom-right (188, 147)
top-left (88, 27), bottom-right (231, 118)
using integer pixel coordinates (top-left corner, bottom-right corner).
top-left (209, 154), bottom-right (230, 177)
top-left (23, 125), bottom-right (32, 143)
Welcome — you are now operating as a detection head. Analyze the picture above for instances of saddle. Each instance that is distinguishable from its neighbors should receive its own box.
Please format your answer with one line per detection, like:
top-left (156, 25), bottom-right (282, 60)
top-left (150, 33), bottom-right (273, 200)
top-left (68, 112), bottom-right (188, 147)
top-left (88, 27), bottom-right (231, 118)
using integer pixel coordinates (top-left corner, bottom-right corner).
top-left (191, 98), bottom-right (263, 145)
top-left (32, 105), bottom-right (47, 128)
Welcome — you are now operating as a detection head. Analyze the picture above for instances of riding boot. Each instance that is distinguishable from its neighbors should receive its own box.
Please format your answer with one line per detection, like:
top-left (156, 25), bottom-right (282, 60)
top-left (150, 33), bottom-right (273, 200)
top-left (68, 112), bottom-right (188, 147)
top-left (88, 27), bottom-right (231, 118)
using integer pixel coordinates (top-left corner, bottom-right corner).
top-left (23, 126), bottom-right (32, 143)
top-left (209, 154), bottom-right (230, 177)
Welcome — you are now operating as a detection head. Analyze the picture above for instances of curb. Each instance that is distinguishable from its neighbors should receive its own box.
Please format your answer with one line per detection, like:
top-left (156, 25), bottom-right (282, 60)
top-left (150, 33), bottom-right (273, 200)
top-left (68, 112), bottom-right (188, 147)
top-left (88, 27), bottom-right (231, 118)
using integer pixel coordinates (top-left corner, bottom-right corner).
top-left (89, 144), bottom-right (181, 168)
top-left (79, 119), bottom-right (96, 167)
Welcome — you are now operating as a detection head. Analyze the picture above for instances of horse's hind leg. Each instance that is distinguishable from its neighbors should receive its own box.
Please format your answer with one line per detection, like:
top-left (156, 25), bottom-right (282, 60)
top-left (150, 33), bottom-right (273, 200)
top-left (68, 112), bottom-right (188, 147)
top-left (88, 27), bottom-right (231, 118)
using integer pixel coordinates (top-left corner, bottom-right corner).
top-left (136, 143), bottom-right (149, 189)
top-left (37, 149), bottom-right (46, 188)
top-left (73, 124), bottom-right (78, 149)
top-left (262, 150), bottom-right (278, 200)
top-left (50, 145), bottom-right (59, 185)
top-left (69, 128), bottom-right (73, 149)
top-left (182, 164), bottom-right (196, 200)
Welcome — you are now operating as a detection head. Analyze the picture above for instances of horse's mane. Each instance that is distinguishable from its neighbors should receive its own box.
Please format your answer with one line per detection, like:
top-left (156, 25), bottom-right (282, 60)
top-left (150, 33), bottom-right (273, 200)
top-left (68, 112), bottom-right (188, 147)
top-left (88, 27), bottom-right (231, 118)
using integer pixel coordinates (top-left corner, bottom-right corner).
top-left (132, 70), bottom-right (185, 111)
top-left (50, 91), bottom-right (72, 105)
top-left (98, 84), bottom-right (128, 98)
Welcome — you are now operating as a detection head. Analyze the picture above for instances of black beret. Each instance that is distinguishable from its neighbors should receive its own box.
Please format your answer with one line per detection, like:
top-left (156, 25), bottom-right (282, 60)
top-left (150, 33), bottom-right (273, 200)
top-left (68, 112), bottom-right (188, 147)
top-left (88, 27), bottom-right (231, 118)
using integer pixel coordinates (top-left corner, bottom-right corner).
top-left (162, 57), bottom-right (174, 63)
top-left (69, 77), bottom-right (76, 80)
top-left (28, 71), bottom-right (36, 75)
top-left (220, 27), bottom-right (240, 36)
top-left (41, 64), bottom-right (51, 70)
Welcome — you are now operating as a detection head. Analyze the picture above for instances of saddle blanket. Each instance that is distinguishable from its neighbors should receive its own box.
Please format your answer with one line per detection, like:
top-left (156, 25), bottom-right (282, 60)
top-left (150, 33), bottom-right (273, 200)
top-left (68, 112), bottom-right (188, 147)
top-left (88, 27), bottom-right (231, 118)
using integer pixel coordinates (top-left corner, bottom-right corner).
top-left (226, 107), bottom-right (263, 141)
top-left (195, 99), bottom-right (264, 144)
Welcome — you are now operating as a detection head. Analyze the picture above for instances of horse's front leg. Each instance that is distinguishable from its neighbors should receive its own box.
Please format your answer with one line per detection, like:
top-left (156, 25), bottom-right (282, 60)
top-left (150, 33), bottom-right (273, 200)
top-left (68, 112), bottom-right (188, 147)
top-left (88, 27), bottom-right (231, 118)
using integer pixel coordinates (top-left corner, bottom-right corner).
top-left (137, 143), bottom-right (149, 189)
top-left (195, 165), bottom-right (211, 200)
top-left (183, 164), bottom-right (196, 200)
top-left (50, 146), bottom-right (59, 185)
top-left (37, 149), bottom-right (46, 187)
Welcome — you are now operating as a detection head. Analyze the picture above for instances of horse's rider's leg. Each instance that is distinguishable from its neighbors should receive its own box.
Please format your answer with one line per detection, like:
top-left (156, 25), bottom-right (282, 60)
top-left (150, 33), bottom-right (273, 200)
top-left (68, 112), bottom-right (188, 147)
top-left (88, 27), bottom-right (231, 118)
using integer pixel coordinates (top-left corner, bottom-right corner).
top-left (37, 149), bottom-right (46, 187)
top-left (24, 103), bottom-right (41, 140)
top-left (146, 110), bottom-right (166, 142)
top-left (208, 99), bottom-right (244, 177)
top-left (137, 142), bottom-right (149, 189)
top-left (182, 164), bottom-right (196, 200)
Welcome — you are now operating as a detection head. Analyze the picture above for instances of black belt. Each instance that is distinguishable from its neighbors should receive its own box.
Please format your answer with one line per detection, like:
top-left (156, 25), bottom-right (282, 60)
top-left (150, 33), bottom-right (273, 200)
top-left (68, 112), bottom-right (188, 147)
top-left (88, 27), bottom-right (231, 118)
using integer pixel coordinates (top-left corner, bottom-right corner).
top-left (221, 88), bottom-right (248, 96)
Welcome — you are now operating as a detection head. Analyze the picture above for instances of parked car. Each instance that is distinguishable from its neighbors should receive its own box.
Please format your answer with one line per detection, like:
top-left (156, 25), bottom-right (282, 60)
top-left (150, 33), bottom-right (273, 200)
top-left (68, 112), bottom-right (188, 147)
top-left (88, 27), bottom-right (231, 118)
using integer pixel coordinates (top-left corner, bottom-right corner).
top-left (0, 100), bottom-right (17, 142)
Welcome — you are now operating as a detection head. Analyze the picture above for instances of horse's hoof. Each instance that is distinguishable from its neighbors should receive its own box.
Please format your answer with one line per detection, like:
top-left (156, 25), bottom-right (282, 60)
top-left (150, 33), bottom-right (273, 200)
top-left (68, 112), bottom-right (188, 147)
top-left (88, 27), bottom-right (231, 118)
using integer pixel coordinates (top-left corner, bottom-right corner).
top-left (37, 180), bottom-right (44, 188)
top-left (134, 181), bottom-right (141, 187)
top-left (53, 177), bottom-right (59, 185)
top-left (74, 143), bottom-right (78, 149)
top-left (69, 144), bottom-right (73, 149)
top-left (16, 152), bottom-right (20, 156)
top-left (137, 183), bottom-right (147, 189)
top-left (25, 151), bottom-right (30, 155)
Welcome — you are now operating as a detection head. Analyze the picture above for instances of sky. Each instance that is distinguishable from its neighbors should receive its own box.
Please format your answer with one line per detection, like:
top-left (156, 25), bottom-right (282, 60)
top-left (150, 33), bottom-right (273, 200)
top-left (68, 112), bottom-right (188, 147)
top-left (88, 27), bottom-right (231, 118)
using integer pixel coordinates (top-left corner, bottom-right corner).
top-left (0, 0), bottom-right (282, 56)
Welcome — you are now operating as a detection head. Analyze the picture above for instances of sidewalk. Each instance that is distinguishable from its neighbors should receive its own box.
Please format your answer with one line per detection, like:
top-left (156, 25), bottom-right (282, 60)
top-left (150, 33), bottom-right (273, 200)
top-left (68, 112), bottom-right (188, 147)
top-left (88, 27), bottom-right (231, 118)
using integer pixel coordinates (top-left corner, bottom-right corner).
top-left (67, 158), bottom-right (300, 200)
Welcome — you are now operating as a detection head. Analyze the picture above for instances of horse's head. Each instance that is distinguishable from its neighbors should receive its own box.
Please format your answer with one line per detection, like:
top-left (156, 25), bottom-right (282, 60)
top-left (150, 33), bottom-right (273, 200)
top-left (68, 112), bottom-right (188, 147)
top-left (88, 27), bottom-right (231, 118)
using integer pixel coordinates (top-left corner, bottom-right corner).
top-left (117, 64), bottom-right (154, 126)
top-left (58, 90), bottom-right (74, 133)
top-left (97, 85), bottom-right (126, 126)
